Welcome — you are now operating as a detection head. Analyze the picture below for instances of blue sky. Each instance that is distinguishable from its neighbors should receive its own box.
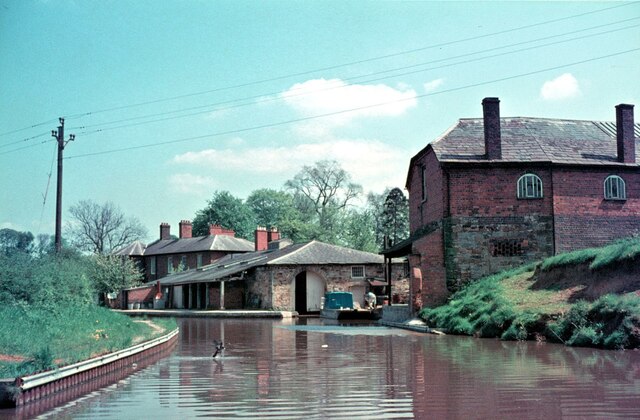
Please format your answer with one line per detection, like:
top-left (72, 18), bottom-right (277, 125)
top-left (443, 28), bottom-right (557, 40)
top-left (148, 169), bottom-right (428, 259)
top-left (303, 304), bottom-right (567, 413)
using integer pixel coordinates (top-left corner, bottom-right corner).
top-left (1, 0), bottom-right (639, 241)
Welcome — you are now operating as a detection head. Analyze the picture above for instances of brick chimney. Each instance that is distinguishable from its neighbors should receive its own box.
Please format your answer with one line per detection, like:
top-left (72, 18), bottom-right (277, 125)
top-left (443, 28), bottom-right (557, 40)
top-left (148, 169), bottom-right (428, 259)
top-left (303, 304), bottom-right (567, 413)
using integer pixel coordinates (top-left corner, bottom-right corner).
top-left (483, 97), bottom-right (502, 160)
top-left (160, 222), bottom-right (171, 240)
top-left (267, 227), bottom-right (280, 243)
top-left (616, 104), bottom-right (635, 163)
top-left (209, 224), bottom-right (235, 237)
top-left (179, 220), bottom-right (192, 239)
top-left (255, 226), bottom-right (268, 251)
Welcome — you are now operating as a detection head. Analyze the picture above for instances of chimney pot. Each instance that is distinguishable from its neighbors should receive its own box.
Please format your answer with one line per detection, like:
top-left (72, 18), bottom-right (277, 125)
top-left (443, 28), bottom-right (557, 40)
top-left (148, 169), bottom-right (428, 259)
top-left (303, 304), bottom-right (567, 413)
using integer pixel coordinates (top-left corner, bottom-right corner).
top-left (160, 222), bottom-right (171, 240)
top-left (255, 226), bottom-right (269, 251)
top-left (179, 220), bottom-right (193, 239)
top-left (616, 104), bottom-right (635, 163)
top-left (482, 97), bottom-right (502, 160)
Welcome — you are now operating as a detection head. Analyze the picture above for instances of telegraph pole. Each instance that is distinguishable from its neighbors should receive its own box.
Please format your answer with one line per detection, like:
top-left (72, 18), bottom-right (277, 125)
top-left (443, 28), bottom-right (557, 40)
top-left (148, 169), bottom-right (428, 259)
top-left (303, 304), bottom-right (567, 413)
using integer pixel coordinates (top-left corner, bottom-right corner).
top-left (52, 118), bottom-right (75, 253)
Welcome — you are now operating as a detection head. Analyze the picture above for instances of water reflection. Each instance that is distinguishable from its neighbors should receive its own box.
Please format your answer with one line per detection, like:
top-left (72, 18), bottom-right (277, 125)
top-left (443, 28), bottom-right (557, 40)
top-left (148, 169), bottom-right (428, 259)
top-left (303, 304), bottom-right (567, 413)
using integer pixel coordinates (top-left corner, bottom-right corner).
top-left (20, 318), bottom-right (640, 419)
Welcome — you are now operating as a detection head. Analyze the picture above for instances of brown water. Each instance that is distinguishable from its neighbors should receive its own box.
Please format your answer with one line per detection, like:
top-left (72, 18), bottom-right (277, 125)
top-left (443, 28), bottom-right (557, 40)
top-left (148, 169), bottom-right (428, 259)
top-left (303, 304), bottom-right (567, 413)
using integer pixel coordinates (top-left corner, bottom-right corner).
top-left (18, 318), bottom-right (640, 419)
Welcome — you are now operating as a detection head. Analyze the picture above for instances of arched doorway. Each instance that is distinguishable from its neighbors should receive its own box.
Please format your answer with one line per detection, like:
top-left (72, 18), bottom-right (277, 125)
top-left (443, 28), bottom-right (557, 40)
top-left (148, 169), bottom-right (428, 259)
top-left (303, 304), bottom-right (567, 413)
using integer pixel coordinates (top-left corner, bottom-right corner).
top-left (294, 271), bottom-right (325, 313)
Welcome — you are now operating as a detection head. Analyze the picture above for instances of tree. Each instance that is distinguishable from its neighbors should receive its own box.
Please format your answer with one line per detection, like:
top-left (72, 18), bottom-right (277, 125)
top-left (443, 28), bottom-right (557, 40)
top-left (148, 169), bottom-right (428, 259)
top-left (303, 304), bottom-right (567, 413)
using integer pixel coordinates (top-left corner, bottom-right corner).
top-left (382, 188), bottom-right (409, 246)
top-left (338, 209), bottom-right (378, 253)
top-left (246, 189), bottom-right (314, 242)
top-left (0, 228), bottom-right (34, 255)
top-left (66, 200), bottom-right (148, 254)
top-left (285, 160), bottom-right (362, 242)
top-left (192, 191), bottom-right (255, 239)
top-left (89, 255), bottom-right (144, 297)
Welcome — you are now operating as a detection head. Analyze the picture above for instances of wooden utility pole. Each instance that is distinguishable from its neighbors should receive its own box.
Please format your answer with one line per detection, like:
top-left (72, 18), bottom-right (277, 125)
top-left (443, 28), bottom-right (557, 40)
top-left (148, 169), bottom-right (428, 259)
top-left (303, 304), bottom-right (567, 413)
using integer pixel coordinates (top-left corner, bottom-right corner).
top-left (52, 118), bottom-right (75, 253)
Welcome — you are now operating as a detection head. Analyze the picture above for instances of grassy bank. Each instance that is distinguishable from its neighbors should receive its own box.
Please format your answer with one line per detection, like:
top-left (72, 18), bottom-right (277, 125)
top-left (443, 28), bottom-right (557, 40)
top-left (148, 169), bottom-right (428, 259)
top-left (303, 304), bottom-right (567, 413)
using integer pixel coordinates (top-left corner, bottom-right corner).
top-left (0, 304), bottom-right (177, 378)
top-left (420, 237), bottom-right (640, 349)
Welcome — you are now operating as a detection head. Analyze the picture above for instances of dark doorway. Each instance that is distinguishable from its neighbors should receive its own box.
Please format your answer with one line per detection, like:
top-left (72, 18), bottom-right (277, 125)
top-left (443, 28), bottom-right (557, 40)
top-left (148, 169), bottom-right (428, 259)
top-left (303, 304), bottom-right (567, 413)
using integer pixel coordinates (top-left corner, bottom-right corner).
top-left (191, 284), bottom-right (198, 309)
top-left (295, 272), bottom-right (307, 314)
top-left (199, 283), bottom-right (207, 309)
top-left (182, 284), bottom-right (189, 309)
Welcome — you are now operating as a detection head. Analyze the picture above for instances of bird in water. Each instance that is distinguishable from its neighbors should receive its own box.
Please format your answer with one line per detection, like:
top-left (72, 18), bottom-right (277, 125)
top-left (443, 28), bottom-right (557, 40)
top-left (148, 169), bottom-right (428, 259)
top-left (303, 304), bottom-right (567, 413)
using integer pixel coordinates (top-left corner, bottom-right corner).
top-left (212, 340), bottom-right (225, 358)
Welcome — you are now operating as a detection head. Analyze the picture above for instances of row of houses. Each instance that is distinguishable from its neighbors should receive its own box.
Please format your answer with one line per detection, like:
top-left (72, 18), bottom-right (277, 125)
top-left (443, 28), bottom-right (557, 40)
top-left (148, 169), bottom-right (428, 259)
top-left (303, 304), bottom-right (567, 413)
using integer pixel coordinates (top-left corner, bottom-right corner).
top-left (117, 98), bottom-right (639, 316)
top-left (115, 225), bottom-right (408, 312)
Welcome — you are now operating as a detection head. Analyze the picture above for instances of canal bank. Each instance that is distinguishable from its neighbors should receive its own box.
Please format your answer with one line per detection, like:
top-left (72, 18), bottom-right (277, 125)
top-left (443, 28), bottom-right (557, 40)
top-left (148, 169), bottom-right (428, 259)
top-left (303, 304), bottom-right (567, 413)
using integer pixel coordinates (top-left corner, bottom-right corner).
top-left (0, 328), bottom-right (179, 410)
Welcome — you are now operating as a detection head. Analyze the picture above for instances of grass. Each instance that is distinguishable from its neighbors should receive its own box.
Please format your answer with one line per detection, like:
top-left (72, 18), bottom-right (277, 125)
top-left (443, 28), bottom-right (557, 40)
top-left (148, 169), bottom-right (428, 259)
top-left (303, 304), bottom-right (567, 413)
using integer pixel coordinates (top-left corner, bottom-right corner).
top-left (540, 236), bottom-right (640, 271)
top-left (0, 304), bottom-right (177, 378)
top-left (420, 236), bottom-right (640, 349)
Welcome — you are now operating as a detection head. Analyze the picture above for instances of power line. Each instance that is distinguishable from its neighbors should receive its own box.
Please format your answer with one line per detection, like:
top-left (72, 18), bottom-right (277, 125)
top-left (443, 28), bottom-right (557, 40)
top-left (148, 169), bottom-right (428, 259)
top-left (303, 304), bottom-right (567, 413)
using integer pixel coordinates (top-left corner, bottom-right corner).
top-left (60, 1), bottom-right (637, 120)
top-left (68, 19), bottom-right (640, 137)
top-left (0, 131), bottom-right (50, 148)
top-left (64, 48), bottom-right (640, 160)
top-left (0, 118), bottom-right (59, 138)
top-left (2, 1), bottom-right (635, 138)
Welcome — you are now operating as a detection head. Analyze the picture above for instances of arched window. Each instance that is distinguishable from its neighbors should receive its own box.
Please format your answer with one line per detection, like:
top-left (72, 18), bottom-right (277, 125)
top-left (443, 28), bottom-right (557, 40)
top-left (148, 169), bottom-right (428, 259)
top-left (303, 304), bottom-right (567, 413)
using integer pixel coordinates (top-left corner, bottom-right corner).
top-left (604, 175), bottom-right (626, 200)
top-left (517, 174), bottom-right (543, 199)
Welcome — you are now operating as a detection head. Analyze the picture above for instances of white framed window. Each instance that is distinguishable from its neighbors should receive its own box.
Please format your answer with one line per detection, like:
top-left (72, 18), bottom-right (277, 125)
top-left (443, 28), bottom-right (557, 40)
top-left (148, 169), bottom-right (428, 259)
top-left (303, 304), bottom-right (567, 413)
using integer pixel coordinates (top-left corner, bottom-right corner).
top-left (180, 255), bottom-right (187, 270)
top-left (150, 256), bottom-right (156, 275)
top-left (197, 254), bottom-right (203, 268)
top-left (604, 175), bottom-right (626, 200)
top-left (517, 174), bottom-right (543, 199)
top-left (167, 256), bottom-right (173, 274)
top-left (351, 266), bottom-right (365, 278)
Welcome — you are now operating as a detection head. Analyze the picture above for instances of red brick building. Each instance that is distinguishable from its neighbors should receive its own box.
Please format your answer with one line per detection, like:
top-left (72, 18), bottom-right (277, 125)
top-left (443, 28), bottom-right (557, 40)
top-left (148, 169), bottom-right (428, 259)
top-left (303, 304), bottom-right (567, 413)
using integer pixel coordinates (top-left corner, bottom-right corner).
top-left (115, 221), bottom-right (257, 282)
top-left (401, 98), bottom-right (639, 308)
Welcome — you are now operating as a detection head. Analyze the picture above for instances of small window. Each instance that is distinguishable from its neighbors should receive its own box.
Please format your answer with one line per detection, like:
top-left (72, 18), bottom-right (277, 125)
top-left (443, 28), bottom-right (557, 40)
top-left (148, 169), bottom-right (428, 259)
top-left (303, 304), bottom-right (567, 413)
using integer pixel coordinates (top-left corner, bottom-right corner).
top-left (197, 254), bottom-right (203, 268)
top-left (490, 239), bottom-right (525, 257)
top-left (180, 255), bottom-right (187, 270)
top-left (517, 174), bottom-right (543, 199)
top-left (150, 256), bottom-right (156, 275)
top-left (351, 266), bottom-right (365, 278)
top-left (167, 256), bottom-right (173, 274)
top-left (604, 175), bottom-right (626, 200)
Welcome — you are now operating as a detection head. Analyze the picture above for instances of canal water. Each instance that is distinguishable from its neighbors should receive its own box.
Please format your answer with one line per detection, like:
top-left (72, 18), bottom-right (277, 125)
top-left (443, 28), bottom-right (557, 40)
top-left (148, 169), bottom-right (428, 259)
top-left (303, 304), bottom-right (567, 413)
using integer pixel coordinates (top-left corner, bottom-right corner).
top-left (21, 317), bottom-right (640, 418)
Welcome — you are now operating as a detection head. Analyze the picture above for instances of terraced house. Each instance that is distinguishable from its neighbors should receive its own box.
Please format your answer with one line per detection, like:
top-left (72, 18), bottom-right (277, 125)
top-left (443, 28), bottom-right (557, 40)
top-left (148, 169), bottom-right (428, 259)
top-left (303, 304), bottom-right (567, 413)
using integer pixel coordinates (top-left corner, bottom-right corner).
top-left (400, 98), bottom-right (639, 308)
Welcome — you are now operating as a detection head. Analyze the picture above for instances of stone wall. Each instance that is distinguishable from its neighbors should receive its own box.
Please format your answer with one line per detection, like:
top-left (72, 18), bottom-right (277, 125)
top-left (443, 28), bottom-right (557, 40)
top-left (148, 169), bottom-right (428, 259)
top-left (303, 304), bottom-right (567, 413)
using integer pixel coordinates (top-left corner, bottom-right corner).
top-left (246, 263), bottom-right (408, 311)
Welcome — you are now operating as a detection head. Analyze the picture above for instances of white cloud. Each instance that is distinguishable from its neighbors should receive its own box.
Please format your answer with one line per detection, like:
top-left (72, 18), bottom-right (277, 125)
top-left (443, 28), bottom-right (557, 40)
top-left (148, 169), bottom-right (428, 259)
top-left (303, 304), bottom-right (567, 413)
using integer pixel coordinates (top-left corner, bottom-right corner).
top-left (424, 78), bottom-right (444, 93)
top-left (280, 78), bottom-right (417, 126)
top-left (168, 173), bottom-right (218, 195)
top-left (172, 139), bottom-right (408, 194)
top-left (540, 73), bottom-right (580, 101)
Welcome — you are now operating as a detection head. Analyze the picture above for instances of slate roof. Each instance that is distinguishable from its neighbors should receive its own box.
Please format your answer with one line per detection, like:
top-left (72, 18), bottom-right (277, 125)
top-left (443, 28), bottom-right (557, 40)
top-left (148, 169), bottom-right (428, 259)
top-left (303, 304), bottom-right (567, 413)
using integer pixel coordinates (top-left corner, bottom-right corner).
top-left (426, 117), bottom-right (640, 165)
top-left (152, 240), bottom-right (384, 286)
top-left (143, 234), bottom-right (254, 256)
top-left (113, 240), bottom-right (146, 256)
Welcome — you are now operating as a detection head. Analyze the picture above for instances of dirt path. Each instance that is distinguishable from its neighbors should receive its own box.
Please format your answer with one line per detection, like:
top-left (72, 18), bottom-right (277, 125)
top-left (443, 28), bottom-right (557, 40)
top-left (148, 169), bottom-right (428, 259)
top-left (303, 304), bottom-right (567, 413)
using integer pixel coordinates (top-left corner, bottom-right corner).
top-left (131, 319), bottom-right (167, 345)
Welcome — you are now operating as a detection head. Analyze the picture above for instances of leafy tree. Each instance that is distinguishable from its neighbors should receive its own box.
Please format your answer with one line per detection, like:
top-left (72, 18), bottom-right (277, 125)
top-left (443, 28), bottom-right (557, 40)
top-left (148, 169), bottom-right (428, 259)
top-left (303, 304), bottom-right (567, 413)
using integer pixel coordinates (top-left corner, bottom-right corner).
top-left (0, 228), bottom-right (34, 255)
top-left (246, 188), bottom-right (312, 242)
top-left (89, 255), bottom-right (144, 297)
top-left (66, 200), bottom-right (148, 254)
top-left (338, 209), bottom-right (378, 253)
top-left (192, 191), bottom-right (255, 240)
top-left (285, 160), bottom-right (362, 242)
top-left (0, 252), bottom-right (95, 308)
top-left (382, 187), bottom-right (409, 246)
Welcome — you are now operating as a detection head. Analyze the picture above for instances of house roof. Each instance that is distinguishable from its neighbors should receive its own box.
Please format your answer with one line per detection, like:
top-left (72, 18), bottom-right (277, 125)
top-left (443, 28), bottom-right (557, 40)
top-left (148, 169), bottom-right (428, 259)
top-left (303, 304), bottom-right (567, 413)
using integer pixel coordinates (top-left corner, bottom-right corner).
top-left (407, 117), bottom-right (639, 188)
top-left (113, 240), bottom-right (146, 256)
top-left (151, 240), bottom-right (385, 286)
top-left (431, 117), bottom-right (640, 165)
top-left (143, 234), bottom-right (254, 256)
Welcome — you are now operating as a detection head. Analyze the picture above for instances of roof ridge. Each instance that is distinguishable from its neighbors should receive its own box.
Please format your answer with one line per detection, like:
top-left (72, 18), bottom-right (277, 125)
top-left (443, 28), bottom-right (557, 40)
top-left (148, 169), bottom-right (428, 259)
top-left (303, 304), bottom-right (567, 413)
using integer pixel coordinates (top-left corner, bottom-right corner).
top-left (267, 241), bottom-right (313, 265)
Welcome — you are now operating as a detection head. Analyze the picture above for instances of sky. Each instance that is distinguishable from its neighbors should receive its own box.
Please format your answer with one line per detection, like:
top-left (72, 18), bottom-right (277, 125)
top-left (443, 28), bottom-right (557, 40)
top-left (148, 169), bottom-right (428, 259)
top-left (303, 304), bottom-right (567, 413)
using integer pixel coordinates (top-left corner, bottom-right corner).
top-left (1, 0), bottom-right (639, 243)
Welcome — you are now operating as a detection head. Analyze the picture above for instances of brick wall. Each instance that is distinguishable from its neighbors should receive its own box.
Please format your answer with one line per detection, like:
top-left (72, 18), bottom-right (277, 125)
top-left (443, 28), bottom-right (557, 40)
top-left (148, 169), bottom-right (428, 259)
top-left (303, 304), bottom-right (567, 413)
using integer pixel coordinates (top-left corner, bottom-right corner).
top-left (408, 149), bottom-right (445, 231)
top-left (207, 281), bottom-right (245, 309)
top-left (126, 285), bottom-right (156, 308)
top-left (552, 168), bottom-right (640, 252)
